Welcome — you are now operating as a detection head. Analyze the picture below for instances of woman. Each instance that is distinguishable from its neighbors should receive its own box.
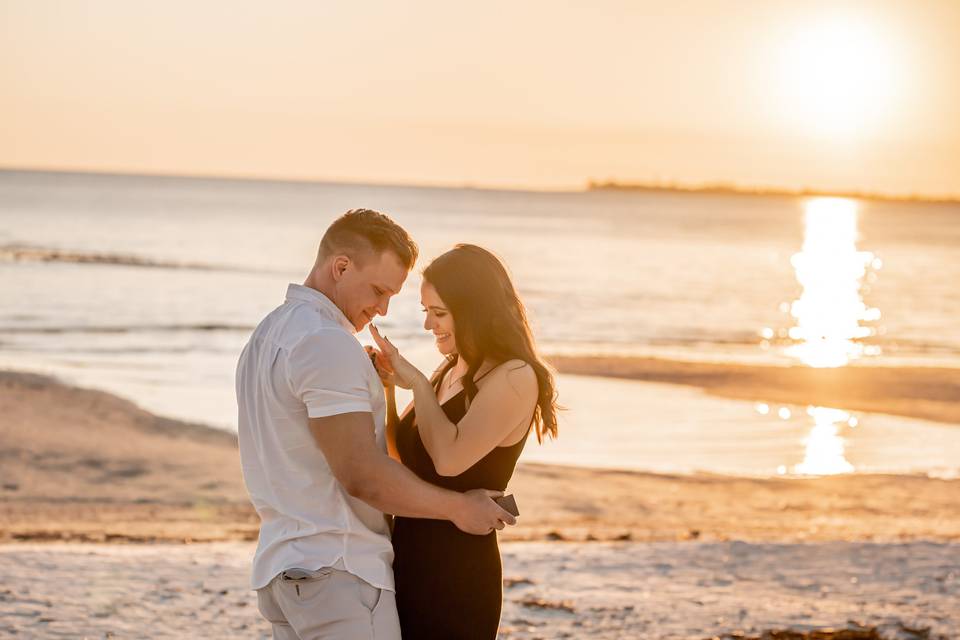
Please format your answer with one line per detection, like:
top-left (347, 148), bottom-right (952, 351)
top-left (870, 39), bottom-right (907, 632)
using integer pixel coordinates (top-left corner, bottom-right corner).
top-left (368, 244), bottom-right (559, 639)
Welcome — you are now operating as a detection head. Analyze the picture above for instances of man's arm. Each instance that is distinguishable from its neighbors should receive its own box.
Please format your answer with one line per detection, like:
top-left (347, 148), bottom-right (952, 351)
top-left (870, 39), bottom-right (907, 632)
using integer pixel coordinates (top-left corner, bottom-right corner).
top-left (308, 412), bottom-right (516, 534)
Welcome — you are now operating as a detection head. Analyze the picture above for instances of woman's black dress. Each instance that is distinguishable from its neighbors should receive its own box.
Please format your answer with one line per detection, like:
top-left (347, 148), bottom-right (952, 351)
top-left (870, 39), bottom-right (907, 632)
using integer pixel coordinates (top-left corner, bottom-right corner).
top-left (392, 386), bottom-right (529, 639)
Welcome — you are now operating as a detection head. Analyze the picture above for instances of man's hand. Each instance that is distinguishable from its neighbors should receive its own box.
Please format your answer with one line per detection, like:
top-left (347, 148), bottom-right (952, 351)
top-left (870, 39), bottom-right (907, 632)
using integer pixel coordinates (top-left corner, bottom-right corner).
top-left (451, 489), bottom-right (518, 535)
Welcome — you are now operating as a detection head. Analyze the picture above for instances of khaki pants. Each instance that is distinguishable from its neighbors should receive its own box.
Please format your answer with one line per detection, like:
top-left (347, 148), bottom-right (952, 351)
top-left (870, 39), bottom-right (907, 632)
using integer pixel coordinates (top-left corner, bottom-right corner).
top-left (257, 568), bottom-right (401, 640)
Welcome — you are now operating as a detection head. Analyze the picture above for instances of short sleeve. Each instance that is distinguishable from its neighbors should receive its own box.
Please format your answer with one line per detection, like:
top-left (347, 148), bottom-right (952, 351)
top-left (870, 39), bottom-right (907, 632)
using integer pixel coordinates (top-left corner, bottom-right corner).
top-left (286, 330), bottom-right (372, 419)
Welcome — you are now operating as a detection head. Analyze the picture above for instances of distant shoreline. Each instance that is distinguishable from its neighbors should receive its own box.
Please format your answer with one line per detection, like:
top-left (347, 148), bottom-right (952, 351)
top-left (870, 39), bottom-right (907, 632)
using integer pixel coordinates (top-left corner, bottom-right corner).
top-left (587, 180), bottom-right (960, 205)
top-left (2, 167), bottom-right (958, 204)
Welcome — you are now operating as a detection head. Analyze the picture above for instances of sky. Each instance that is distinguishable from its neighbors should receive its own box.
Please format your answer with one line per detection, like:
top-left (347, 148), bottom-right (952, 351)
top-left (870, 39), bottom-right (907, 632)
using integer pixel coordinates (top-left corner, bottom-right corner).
top-left (1, 0), bottom-right (958, 196)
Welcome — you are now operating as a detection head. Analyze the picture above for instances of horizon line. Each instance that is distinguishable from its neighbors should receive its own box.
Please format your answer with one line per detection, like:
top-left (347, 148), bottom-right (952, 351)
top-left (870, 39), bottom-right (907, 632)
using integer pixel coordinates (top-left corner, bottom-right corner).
top-left (2, 165), bottom-right (958, 205)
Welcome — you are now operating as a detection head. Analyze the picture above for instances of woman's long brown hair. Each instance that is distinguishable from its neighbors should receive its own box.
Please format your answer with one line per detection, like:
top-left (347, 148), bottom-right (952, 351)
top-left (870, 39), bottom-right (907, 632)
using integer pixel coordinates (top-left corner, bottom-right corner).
top-left (423, 244), bottom-right (559, 442)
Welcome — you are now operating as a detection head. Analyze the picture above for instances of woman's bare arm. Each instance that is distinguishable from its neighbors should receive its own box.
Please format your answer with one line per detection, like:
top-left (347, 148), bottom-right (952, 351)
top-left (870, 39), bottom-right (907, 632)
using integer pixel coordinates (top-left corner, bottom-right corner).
top-left (410, 361), bottom-right (537, 476)
top-left (384, 384), bottom-right (402, 461)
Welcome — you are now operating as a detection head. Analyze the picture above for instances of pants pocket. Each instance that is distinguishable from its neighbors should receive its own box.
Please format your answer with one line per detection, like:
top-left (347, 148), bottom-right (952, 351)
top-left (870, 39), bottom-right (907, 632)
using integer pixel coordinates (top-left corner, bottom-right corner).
top-left (356, 578), bottom-right (383, 614)
top-left (280, 567), bottom-right (334, 599)
top-left (281, 567), bottom-right (333, 581)
top-left (256, 586), bottom-right (286, 624)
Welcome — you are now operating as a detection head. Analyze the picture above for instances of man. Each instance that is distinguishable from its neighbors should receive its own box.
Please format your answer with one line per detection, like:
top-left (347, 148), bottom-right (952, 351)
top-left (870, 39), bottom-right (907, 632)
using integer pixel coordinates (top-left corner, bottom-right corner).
top-left (236, 209), bottom-right (515, 640)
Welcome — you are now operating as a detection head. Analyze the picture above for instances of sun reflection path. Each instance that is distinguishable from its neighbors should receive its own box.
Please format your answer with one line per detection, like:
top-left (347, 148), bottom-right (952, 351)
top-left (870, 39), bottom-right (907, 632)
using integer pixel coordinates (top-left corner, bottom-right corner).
top-left (782, 198), bottom-right (881, 368)
top-left (793, 406), bottom-right (856, 475)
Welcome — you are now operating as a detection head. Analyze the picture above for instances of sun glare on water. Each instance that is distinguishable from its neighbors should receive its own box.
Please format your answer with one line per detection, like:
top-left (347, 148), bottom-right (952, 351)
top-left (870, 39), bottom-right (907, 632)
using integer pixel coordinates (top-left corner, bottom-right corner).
top-left (794, 406), bottom-right (856, 475)
top-left (785, 198), bottom-right (881, 368)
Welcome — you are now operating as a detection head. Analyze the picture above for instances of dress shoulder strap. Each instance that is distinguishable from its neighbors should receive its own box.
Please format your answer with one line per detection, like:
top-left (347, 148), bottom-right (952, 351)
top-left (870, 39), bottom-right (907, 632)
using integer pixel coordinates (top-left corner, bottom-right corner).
top-left (475, 367), bottom-right (496, 382)
top-left (476, 359), bottom-right (528, 383)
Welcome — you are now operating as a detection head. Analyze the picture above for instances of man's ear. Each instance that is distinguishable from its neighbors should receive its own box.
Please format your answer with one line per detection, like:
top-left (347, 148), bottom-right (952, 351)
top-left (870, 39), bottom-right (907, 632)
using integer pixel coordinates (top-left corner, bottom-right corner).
top-left (330, 255), bottom-right (350, 281)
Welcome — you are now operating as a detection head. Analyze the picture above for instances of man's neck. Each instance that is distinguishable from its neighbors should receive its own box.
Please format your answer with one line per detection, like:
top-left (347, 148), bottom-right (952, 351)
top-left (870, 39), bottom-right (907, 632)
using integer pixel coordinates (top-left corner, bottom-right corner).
top-left (302, 273), bottom-right (357, 334)
top-left (303, 274), bottom-right (338, 310)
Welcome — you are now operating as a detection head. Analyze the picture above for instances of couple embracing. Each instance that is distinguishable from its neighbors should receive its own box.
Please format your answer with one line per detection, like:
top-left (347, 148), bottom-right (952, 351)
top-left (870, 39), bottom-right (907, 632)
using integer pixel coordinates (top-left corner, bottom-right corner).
top-left (236, 208), bottom-right (559, 639)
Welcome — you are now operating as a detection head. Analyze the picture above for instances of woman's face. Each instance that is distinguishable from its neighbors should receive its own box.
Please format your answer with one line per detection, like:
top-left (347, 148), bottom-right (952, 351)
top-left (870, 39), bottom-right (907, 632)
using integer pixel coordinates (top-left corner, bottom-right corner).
top-left (421, 280), bottom-right (457, 356)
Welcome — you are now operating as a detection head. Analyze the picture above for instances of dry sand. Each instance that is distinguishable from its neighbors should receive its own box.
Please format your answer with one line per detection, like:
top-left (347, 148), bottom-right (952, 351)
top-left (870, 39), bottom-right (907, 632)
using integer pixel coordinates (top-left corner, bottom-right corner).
top-left (1, 368), bottom-right (959, 638)
top-left (0, 371), bottom-right (256, 544)
top-left (2, 541), bottom-right (956, 639)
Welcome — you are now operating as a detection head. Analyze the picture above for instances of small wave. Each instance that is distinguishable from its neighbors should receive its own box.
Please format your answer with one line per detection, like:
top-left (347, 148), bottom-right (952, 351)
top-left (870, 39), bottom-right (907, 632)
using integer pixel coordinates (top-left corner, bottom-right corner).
top-left (645, 335), bottom-right (760, 347)
top-left (0, 323), bottom-right (254, 334)
top-left (551, 333), bottom-right (766, 350)
top-left (0, 244), bottom-right (284, 275)
top-left (761, 334), bottom-right (960, 358)
top-left (0, 344), bottom-right (235, 355)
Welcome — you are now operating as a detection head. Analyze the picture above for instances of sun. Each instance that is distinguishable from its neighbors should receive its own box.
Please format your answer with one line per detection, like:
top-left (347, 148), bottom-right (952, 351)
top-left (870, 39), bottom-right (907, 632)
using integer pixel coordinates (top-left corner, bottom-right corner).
top-left (776, 15), bottom-right (902, 139)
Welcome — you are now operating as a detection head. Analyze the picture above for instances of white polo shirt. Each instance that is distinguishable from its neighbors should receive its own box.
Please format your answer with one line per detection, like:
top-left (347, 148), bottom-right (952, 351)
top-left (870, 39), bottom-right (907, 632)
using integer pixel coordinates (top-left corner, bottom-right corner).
top-left (236, 283), bottom-right (392, 591)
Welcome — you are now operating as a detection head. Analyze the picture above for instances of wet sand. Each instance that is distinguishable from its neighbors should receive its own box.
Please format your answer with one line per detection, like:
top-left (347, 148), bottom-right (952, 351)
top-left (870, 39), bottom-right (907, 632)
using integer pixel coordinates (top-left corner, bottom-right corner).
top-left (3, 370), bottom-right (959, 544)
top-left (547, 355), bottom-right (960, 427)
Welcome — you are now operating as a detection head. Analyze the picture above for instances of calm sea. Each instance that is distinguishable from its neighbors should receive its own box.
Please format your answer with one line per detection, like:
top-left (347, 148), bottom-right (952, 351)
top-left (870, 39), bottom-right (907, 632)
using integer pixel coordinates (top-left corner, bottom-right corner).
top-left (3, 170), bottom-right (958, 477)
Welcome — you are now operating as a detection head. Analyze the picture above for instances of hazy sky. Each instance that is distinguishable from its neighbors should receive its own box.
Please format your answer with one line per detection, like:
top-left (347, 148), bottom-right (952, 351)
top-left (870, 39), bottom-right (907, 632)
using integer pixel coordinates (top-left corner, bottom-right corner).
top-left (2, 1), bottom-right (958, 195)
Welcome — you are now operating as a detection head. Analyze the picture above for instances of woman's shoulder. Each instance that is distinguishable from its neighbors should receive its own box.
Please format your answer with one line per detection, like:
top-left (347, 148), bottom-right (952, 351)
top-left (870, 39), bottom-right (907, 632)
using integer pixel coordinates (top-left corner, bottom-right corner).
top-left (481, 359), bottom-right (537, 397)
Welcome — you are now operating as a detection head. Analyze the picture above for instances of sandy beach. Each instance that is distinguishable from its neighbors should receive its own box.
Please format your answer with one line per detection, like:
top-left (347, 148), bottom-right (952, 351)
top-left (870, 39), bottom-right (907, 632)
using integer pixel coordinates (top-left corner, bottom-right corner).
top-left (5, 1), bottom-right (960, 637)
top-left (3, 540), bottom-right (956, 639)
top-left (2, 368), bottom-right (958, 638)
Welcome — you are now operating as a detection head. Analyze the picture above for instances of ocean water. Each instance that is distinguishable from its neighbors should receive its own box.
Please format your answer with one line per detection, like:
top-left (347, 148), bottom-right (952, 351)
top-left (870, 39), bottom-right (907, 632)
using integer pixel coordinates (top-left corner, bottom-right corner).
top-left (2, 170), bottom-right (958, 477)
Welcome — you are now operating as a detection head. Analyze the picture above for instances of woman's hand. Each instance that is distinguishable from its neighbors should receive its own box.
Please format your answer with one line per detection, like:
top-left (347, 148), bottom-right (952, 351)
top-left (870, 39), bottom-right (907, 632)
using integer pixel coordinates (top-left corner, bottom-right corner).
top-left (369, 325), bottom-right (425, 390)
top-left (364, 345), bottom-right (395, 389)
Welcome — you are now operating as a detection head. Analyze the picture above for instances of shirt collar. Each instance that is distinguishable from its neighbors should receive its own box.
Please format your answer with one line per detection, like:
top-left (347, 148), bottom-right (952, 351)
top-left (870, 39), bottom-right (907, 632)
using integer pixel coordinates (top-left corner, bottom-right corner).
top-left (285, 283), bottom-right (356, 333)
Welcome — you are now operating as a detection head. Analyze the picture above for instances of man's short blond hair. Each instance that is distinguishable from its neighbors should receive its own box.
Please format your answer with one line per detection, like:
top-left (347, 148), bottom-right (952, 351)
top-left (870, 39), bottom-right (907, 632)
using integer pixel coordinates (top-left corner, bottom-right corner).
top-left (318, 209), bottom-right (418, 270)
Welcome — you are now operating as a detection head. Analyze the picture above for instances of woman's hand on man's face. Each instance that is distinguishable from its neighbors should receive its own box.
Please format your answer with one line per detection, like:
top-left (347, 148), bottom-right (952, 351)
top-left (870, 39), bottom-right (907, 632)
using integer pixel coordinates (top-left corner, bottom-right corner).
top-left (369, 325), bottom-right (422, 390)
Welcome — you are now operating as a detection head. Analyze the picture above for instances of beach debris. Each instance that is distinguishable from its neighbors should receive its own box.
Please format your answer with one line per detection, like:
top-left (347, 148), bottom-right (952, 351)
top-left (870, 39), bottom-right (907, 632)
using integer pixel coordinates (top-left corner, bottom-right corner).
top-left (544, 530), bottom-right (566, 541)
top-left (503, 576), bottom-right (535, 588)
top-left (505, 617), bottom-right (544, 628)
top-left (705, 619), bottom-right (939, 640)
top-left (518, 596), bottom-right (575, 613)
top-left (0, 243), bottom-right (257, 274)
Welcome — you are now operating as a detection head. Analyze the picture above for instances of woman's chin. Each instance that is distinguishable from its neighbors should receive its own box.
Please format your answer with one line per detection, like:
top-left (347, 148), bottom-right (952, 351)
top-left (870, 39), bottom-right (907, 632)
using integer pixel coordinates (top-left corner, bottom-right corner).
top-left (435, 343), bottom-right (456, 357)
